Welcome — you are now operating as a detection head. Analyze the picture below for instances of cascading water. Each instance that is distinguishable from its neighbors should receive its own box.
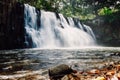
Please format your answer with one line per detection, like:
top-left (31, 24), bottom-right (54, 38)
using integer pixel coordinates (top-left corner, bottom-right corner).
top-left (24, 4), bottom-right (96, 48)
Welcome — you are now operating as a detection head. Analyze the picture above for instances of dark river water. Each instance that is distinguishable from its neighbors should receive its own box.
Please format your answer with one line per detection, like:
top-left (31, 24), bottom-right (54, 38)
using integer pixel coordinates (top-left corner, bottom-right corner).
top-left (0, 47), bottom-right (120, 79)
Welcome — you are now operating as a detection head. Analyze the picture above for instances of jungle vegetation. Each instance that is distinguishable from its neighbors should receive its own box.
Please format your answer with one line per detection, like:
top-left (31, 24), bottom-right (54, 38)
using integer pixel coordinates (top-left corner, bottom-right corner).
top-left (18, 0), bottom-right (120, 21)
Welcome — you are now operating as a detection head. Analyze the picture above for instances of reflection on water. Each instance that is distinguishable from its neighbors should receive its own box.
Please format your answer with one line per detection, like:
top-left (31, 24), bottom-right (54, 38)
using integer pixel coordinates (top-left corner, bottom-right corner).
top-left (0, 47), bottom-right (120, 74)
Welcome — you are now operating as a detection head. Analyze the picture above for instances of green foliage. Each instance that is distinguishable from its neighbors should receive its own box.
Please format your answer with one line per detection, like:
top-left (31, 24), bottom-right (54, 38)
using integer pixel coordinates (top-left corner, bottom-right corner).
top-left (18, 0), bottom-right (61, 12)
top-left (98, 7), bottom-right (118, 15)
top-left (59, 0), bottom-right (96, 19)
top-left (17, 0), bottom-right (120, 20)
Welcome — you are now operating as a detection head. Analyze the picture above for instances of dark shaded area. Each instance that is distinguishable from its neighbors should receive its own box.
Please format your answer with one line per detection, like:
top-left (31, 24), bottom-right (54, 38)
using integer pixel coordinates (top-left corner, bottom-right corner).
top-left (0, 1), bottom-right (25, 50)
top-left (83, 11), bottom-right (120, 47)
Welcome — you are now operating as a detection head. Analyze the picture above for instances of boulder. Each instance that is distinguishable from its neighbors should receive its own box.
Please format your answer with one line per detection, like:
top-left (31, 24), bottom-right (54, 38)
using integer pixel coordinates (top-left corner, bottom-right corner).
top-left (49, 64), bottom-right (74, 80)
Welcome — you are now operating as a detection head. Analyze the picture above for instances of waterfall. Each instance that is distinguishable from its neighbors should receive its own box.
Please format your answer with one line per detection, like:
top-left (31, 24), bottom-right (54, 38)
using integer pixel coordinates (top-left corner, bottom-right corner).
top-left (24, 4), bottom-right (96, 48)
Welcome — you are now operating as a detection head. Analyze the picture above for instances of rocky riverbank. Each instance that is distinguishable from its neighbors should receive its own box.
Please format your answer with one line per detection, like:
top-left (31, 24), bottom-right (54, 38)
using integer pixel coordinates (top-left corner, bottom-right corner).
top-left (0, 61), bottom-right (120, 80)
top-left (48, 62), bottom-right (120, 80)
top-left (0, 47), bottom-right (120, 80)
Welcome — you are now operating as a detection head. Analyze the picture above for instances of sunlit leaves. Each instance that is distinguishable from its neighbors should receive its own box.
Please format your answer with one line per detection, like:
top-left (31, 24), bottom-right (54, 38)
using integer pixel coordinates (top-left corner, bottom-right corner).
top-left (98, 7), bottom-right (119, 15)
top-left (18, 0), bottom-right (120, 20)
top-left (61, 62), bottom-right (120, 80)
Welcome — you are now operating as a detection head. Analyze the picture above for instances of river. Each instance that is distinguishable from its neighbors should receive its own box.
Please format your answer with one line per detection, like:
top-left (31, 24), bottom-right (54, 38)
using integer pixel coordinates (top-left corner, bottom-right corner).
top-left (0, 47), bottom-right (120, 79)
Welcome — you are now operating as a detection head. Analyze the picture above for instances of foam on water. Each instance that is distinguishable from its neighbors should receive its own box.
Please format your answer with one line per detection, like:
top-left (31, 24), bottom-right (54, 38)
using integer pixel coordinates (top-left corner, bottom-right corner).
top-left (24, 4), bottom-right (96, 48)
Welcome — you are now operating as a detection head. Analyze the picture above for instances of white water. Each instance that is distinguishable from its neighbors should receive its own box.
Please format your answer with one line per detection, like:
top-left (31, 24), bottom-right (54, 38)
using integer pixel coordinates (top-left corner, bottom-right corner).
top-left (24, 4), bottom-right (96, 48)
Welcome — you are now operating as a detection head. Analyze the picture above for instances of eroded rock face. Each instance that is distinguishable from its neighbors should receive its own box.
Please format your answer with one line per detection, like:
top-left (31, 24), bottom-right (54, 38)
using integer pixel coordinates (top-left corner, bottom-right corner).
top-left (0, 0), bottom-right (25, 50)
top-left (84, 15), bottom-right (120, 47)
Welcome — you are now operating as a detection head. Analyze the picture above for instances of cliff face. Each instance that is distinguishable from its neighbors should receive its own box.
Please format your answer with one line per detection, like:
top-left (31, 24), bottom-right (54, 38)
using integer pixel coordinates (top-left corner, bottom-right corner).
top-left (84, 15), bottom-right (120, 47)
top-left (0, 0), bottom-right (25, 50)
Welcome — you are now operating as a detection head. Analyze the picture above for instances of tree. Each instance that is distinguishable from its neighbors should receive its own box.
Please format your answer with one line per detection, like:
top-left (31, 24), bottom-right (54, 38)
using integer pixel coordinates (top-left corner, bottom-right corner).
top-left (18, 0), bottom-right (62, 12)
top-left (18, 0), bottom-right (120, 20)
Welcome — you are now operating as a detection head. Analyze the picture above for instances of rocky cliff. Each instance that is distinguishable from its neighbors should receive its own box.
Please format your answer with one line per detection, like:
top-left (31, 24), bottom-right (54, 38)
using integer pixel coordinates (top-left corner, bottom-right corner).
top-left (84, 14), bottom-right (120, 47)
top-left (0, 0), bottom-right (25, 50)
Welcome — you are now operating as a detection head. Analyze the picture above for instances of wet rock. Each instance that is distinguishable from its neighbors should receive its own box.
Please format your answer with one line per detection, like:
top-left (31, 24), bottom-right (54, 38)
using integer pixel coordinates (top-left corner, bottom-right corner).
top-left (93, 77), bottom-right (106, 80)
top-left (0, 0), bottom-right (25, 50)
top-left (115, 64), bottom-right (120, 71)
top-left (87, 69), bottom-right (100, 74)
top-left (48, 64), bottom-right (74, 80)
top-left (110, 52), bottom-right (120, 56)
top-left (117, 73), bottom-right (120, 79)
top-left (61, 74), bottom-right (80, 80)
top-left (17, 74), bottom-right (46, 80)
top-left (83, 14), bottom-right (120, 47)
top-left (106, 70), bottom-right (116, 76)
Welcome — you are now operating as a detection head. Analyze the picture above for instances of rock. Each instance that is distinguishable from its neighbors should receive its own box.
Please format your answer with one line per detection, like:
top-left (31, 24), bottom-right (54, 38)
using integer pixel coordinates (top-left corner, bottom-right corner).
top-left (87, 69), bottom-right (100, 74)
top-left (0, 0), bottom-right (25, 50)
top-left (93, 77), bottom-right (106, 80)
top-left (117, 73), bottom-right (120, 79)
top-left (61, 74), bottom-right (80, 80)
top-left (48, 64), bottom-right (74, 80)
top-left (115, 64), bottom-right (120, 70)
top-left (106, 70), bottom-right (115, 76)
top-left (108, 75), bottom-right (118, 80)
top-left (61, 75), bottom-right (69, 80)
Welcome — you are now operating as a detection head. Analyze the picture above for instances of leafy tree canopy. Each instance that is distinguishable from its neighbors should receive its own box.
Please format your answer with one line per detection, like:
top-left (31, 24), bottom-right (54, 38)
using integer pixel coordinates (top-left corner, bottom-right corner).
top-left (18, 0), bottom-right (120, 20)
